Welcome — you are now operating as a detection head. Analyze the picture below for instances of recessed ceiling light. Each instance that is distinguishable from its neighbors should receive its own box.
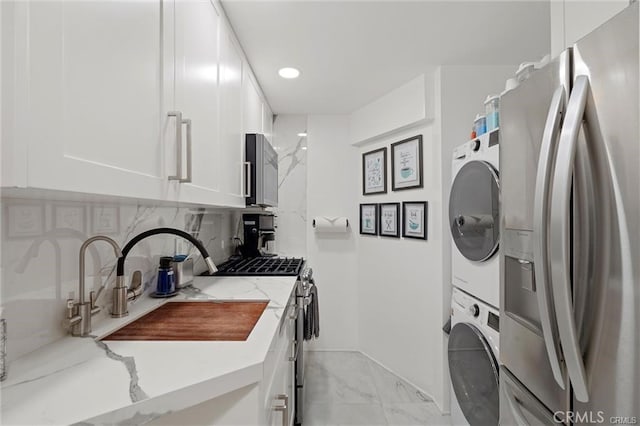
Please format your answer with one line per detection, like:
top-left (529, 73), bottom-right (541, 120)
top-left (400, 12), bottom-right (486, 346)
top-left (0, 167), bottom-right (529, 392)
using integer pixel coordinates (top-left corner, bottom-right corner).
top-left (301, 147), bottom-right (308, 150)
top-left (297, 132), bottom-right (307, 137)
top-left (279, 67), bottom-right (300, 79)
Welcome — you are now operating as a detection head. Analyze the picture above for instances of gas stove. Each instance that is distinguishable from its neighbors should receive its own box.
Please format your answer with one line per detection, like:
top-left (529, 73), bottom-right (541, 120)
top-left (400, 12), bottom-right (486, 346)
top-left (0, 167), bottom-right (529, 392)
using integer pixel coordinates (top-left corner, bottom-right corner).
top-left (211, 256), bottom-right (304, 276)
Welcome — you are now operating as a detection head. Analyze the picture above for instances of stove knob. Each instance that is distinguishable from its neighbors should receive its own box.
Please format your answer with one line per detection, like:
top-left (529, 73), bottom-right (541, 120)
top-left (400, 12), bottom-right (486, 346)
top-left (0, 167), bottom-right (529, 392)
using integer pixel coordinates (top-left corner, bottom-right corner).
top-left (469, 304), bottom-right (480, 318)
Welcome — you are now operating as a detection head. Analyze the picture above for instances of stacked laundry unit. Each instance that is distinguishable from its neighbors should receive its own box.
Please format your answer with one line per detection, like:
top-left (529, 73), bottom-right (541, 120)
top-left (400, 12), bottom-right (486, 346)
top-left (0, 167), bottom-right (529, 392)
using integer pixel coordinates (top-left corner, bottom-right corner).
top-left (447, 128), bottom-right (501, 426)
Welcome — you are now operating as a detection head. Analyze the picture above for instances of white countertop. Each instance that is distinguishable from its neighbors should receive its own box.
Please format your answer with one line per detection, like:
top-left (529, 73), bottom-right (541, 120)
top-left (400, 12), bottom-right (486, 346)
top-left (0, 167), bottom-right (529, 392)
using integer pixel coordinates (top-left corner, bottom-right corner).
top-left (0, 275), bottom-right (298, 426)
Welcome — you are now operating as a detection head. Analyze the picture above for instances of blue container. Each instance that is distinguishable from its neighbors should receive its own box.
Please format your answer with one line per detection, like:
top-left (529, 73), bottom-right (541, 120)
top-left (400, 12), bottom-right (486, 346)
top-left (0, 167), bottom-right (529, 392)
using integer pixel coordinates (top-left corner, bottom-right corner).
top-left (156, 256), bottom-right (175, 294)
top-left (474, 115), bottom-right (487, 136)
top-left (485, 95), bottom-right (500, 131)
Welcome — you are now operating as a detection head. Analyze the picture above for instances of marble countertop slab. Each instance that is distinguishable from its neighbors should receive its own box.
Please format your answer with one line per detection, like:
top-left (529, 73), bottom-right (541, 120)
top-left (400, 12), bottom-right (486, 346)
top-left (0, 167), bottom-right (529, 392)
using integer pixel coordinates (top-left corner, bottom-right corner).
top-left (0, 275), bottom-right (298, 426)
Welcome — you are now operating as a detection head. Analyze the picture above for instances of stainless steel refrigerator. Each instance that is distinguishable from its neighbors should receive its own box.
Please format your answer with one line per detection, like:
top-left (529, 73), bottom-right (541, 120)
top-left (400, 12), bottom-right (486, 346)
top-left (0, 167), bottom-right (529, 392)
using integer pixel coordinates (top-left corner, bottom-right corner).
top-left (500, 3), bottom-right (639, 424)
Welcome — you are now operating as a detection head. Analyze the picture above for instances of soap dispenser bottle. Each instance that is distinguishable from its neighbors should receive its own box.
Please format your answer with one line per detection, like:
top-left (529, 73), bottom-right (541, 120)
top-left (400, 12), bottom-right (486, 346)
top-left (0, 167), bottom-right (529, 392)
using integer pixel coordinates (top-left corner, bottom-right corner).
top-left (156, 256), bottom-right (176, 295)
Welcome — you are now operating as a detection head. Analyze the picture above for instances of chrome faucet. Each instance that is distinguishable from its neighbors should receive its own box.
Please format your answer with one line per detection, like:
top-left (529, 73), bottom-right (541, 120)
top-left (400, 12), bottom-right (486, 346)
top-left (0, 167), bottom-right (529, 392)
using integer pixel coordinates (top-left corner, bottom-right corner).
top-left (112, 227), bottom-right (217, 318)
top-left (65, 236), bottom-right (122, 336)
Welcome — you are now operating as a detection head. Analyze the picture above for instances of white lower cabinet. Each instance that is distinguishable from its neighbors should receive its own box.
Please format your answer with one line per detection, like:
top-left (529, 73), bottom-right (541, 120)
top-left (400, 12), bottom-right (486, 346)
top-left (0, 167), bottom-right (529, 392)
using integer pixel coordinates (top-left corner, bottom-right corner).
top-left (149, 290), bottom-right (297, 426)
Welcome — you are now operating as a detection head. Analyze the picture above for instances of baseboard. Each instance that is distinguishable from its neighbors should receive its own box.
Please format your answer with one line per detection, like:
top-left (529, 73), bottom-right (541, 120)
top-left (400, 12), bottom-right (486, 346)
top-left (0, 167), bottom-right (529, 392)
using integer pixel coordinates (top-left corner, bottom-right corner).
top-left (358, 350), bottom-right (449, 415)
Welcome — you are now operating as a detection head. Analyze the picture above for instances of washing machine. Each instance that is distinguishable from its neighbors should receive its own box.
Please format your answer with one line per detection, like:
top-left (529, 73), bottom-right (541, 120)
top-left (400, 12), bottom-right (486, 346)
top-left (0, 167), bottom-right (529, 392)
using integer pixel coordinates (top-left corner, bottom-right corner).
top-left (449, 130), bottom-right (500, 308)
top-left (448, 287), bottom-right (500, 426)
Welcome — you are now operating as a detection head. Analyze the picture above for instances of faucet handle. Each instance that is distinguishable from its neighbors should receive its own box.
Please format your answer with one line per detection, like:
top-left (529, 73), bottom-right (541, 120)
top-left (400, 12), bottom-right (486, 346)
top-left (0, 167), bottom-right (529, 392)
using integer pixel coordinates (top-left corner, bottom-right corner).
top-left (90, 291), bottom-right (100, 316)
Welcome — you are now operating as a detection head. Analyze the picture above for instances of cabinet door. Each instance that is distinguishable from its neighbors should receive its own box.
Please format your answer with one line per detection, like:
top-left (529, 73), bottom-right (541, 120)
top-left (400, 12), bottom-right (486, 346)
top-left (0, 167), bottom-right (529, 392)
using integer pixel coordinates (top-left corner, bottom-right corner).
top-left (171, 0), bottom-right (220, 198)
top-left (15, 0), bottom-right (166, 199)
top-left (552, 0), bottom-right (628, 56)
top-left (243, 70), bottom-right (264, 134)
top-left (262, 103), bottom-right (274, 141)
top-left (219, 25), bottom-right (244, 198)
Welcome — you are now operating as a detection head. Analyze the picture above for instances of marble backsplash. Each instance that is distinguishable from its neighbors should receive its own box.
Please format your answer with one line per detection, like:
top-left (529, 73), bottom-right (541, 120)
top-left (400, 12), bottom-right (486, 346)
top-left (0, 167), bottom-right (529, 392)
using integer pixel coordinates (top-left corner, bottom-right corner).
top-left (0, 196), bottom-right (236, 362)
top-left (272, 114), bottom-right (308, 257)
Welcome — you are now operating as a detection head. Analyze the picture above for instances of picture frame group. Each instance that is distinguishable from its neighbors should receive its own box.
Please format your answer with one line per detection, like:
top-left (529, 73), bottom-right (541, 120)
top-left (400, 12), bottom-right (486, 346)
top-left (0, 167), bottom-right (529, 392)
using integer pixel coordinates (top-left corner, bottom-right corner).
top-left (362, 135), bottom-right (423, 195)
top-left (359, 201), bottom-right (428, 240)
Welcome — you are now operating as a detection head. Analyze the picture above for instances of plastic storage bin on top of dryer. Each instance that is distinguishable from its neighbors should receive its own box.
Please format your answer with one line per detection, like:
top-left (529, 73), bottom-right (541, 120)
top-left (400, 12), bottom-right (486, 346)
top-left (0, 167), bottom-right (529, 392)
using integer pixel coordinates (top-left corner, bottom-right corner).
top-left (485, 95), bottom-right (499, 131)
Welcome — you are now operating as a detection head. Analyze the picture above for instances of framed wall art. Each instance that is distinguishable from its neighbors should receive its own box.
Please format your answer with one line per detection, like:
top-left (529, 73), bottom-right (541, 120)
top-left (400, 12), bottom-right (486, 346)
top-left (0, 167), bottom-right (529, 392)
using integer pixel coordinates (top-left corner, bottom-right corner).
top-left (391, 135), bottom-right (423, 191)
top-left (379, 203), bottom-right (400, 238)
top-left (362, 147), bottom-right (387, 195)
top-left (402, 201), bottom-right (428, 240)
top-left (359, 204), bottom-right (378, 235)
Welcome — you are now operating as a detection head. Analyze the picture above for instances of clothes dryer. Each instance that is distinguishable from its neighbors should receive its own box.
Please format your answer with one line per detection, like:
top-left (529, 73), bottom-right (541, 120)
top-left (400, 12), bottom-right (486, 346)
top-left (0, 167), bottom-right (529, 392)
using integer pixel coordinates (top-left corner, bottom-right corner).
top-left (449, 130), bottom-right (500, 307)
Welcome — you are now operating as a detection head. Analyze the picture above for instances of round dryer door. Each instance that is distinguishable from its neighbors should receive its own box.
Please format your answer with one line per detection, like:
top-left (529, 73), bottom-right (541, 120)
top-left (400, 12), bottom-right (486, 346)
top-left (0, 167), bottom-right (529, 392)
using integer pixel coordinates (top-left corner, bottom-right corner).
top-left (449, 160), bottom-right (500, 261)
top-left (448, 322), bottom-right (500, 425)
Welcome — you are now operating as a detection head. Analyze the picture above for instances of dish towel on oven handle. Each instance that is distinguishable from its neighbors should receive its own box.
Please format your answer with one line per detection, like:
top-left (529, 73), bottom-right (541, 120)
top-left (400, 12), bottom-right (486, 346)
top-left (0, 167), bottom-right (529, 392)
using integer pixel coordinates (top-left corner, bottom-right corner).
top-left (304, 279), bottom-right (319, 340)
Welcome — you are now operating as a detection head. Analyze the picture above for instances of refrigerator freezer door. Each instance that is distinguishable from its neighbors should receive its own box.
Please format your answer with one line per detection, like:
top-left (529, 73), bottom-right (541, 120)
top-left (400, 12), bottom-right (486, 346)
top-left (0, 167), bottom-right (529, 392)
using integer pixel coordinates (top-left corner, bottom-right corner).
top-left (500, 51), bottom-right (570, 415)
top-left (570, 2), bottom-right (639, 421)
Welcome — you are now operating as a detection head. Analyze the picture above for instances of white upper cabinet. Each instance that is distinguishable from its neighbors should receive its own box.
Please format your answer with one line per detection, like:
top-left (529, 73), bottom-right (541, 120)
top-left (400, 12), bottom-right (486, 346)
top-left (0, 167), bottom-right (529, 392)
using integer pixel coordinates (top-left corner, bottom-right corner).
top-left (3, 0), bottom-right (168, 200)
top-left (242, 70), bottom-right (265, 135)
top-left (551, 0), bottom-right (629, 56)
top-left (2, 0), bottom-right (268, 208)
top-left (262, 103), bottom-right (274, 141)
top-left (218, 24), bottom-right (245, 199)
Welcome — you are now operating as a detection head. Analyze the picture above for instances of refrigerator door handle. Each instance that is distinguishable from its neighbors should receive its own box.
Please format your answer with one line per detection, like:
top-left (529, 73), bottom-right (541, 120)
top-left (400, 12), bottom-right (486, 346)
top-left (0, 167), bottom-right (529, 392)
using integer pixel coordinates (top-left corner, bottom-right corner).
top-left (532, 86), bottom-right (566, 390)
top-left (549, 75), bottom-right (591, 402)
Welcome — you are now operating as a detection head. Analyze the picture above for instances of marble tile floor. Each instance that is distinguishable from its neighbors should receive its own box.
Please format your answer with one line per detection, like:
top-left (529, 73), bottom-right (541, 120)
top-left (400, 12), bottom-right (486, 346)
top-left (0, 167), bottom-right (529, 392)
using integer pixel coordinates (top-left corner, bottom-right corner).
top-left (304, 351), bottom-right (450, 426)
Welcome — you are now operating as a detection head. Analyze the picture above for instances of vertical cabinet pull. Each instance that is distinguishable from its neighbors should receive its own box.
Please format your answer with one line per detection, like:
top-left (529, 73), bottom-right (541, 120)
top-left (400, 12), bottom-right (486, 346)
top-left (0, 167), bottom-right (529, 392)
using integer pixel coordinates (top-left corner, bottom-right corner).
top-left (180, 118), bottom-right (192, 183)
top-left (244, 161), bottom-right (252, 197)
top-left (167, 112), bottom-right (192, 183)
top-left (273, 394), bottom-right (288, 426)
top-left (168, 111), bottom-right (183, 181)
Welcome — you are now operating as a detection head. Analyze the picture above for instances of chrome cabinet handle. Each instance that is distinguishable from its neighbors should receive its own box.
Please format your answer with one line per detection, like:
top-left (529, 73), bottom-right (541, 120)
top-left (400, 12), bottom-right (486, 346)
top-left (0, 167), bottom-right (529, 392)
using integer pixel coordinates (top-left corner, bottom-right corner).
top-left (532, 86), bottom-right (566, 390)
top-left (244, 161), bottom-right (252, 197)
top-left (289, 340), bottom-right (298, 362)
top-left (168, 111), bottom-right (183, 181)
top-left (549, 75), bottom-right (590, 402)
top-left (180, 118), bottom-right (192, 183)
top-left (274, 394), bottom-right (288, 426)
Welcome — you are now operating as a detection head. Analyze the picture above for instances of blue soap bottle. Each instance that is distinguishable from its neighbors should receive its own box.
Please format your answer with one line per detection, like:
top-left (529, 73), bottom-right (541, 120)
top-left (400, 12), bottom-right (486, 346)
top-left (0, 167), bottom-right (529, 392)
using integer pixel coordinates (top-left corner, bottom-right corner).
top-left (156, 256), bottom-right (175, 294)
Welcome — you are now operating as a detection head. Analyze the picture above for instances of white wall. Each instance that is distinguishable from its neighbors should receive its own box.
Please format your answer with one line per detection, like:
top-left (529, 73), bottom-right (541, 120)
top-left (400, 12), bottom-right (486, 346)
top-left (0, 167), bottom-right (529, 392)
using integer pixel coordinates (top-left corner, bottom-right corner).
top-left (355, 121), bottom-right (446, 406)
top-left (550, 0), bottom-right (629, 56)
top-left (306, 115), bottom-right (359, 351)
top-left (0, 195), bottom-right (235, 361)
top-left (272, 115), bottom-right (308, 257)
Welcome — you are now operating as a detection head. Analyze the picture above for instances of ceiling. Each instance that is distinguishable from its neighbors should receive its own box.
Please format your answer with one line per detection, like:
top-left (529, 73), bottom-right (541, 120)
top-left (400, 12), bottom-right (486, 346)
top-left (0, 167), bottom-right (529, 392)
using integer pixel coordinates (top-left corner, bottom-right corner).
top-left (221, 1), bottom-right (550, 114)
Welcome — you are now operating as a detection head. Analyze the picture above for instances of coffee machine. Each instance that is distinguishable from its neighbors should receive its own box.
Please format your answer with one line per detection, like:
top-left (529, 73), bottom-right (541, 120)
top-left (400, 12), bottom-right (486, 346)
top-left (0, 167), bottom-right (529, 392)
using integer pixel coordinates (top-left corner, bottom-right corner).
top-left (240, 213), bottom-right (276, 258)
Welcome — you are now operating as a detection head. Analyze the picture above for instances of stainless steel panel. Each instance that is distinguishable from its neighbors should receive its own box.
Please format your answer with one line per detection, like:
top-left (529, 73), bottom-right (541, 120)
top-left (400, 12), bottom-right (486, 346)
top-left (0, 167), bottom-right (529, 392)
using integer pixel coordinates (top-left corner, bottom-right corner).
top-left (500, 366), bottom-right (561, 425)
top-left (571, 3), bottom-right (640, 421)
top-left (504, 256), bottom-right (540, 331)
top-left (500, 51), bottom-right (571, 232)
top-left (500, 313), bottom-right (567, 414)
top-left (502, 229), bottom-right (534, 262)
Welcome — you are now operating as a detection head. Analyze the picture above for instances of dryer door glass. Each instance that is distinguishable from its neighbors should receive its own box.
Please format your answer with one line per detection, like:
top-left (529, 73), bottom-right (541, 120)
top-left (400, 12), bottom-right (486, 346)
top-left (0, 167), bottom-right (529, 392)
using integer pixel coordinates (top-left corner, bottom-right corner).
top-left (449, 160), bottom-right (500, 261)
top-left (448, 322), bottom-right (500, 425)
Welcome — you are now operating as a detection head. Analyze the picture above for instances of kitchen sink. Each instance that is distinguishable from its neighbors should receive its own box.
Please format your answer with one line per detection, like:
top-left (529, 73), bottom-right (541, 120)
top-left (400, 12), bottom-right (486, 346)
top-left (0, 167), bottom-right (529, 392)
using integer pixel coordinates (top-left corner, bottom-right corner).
top-left (100, 300), bottom-right (269, 341)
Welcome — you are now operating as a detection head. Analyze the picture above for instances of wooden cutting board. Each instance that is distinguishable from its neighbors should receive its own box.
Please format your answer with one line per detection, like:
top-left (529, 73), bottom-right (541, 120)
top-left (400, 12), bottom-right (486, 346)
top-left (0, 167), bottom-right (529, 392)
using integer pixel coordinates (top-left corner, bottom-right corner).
top-left (101, 301), bottom-right (269, 341)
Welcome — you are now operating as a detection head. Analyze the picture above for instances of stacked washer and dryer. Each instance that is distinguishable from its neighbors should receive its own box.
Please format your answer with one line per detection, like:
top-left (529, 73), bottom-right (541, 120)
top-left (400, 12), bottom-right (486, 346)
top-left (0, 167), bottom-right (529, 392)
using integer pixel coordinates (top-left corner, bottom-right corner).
top-left (447, 130), bottom-right (501, 426)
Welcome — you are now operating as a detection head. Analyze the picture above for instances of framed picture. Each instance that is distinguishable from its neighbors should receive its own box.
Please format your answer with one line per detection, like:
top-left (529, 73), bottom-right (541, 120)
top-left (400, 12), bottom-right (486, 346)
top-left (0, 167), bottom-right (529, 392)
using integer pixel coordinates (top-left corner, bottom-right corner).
top-left (402, 201), bottom-right (428, 240)
top-left (379, 203), bottom-right (400, 238)
top-left (359, 204), bottom-right (378, 235)
top-left (391, 135), bottom-right (423, 191)
top-left (362, 147), bottom-right (387, 195)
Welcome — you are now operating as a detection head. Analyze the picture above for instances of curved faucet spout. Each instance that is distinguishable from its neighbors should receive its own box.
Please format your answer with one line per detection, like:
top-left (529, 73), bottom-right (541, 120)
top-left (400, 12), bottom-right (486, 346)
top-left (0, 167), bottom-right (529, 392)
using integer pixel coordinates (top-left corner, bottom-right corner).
top-left (116, 227), bottom-right (217, 277)
top-left (79, 236), bottom-right (123, 305)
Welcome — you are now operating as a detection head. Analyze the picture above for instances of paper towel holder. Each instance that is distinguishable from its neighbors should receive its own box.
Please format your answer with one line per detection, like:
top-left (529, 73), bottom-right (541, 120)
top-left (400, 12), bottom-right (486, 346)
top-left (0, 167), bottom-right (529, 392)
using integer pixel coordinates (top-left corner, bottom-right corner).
top-left (313, 218), bottom-right (350, 228)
